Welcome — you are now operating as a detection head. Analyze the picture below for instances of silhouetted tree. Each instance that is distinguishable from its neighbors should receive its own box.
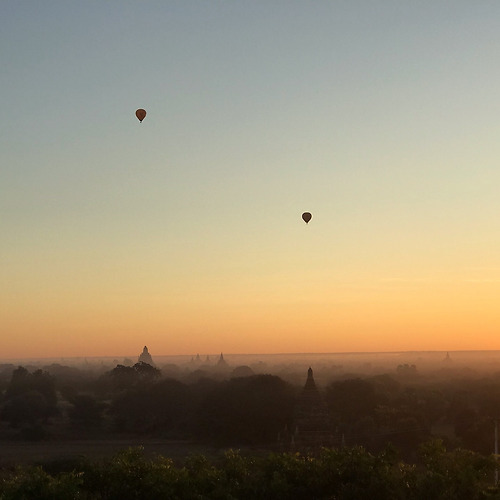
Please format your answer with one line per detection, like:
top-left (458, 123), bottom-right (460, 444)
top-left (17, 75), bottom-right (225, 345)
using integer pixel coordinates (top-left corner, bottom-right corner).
top-left (325, 378), bottom-right (378, 423)
top-left (133, 361), bottom-right (161, 381)
top-left (194, 375), bottom-right (295, 445)
top-left (2, 390), bottom-right (50, 427)
top-left (101, 362), bottom-right (161, 394)
top-left (109, 378), bottom-right (189, 435)
top-left (68, 394), bottom-right (106, 428)
top-left (1, 367), bottom-right (58, 429)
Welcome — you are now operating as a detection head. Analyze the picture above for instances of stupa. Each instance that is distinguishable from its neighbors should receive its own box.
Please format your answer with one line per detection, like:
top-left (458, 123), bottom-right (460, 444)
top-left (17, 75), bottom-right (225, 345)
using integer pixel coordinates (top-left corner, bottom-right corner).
top-left (138, 346), bottom-right (154, 366)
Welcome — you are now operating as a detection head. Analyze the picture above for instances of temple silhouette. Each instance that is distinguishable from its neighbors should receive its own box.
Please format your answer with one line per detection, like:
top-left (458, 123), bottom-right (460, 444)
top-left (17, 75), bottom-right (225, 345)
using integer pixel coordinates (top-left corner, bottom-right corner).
top-left (138, 346), bottom-right (154, 365)
top-left (217, 352), bottom-right (228, 368)
top-left (281, 367), bottom-right (334, 451)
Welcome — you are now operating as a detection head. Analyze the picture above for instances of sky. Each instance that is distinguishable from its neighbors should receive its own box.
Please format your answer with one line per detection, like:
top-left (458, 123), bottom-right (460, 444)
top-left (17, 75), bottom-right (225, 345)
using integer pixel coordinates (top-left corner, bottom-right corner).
top-left (2, 2), bottom-right (500, 359)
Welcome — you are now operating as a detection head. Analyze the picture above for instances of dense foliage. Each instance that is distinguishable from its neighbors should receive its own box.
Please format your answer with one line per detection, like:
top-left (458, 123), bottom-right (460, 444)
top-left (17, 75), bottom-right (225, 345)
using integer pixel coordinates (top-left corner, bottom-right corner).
top-left (0, 443), bottom-right (499, 499)
top-left (3, 362), bottom-right (500, 456)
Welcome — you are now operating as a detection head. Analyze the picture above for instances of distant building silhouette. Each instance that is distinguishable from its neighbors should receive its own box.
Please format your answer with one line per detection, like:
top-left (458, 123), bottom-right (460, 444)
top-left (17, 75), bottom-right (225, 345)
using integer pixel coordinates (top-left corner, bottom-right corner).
top-left (286, 367), bottom-right (334, 451)
top-left (217, 353), bottom-right (228, 367)
top-left (443, 351), bottom-right (452, 363)
top-left (138, 346), bottom-right (154, 366)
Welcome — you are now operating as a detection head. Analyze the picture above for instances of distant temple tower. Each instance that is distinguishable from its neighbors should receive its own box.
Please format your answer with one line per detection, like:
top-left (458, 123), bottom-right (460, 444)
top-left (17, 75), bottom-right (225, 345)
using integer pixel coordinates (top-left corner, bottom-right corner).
top-left (217, 352), bottom-right (228, 367)
top-left (291, 367), bottom-right (334, 450)
top-left (138, 346), bottom-right (154, 365)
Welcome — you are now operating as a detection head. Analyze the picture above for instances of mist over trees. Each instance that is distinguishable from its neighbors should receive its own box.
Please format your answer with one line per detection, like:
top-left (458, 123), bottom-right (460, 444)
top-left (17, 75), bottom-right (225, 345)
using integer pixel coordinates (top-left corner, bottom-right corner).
top-left (2, 352), bottom-right (500, 496)
top-left (1, 352), bottom-right (500, 455)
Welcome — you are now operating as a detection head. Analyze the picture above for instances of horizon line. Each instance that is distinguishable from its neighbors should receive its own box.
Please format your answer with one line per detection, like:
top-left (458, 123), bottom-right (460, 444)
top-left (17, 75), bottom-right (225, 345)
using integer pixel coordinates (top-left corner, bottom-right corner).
top-left (2, 349), bottom-right (500, 363)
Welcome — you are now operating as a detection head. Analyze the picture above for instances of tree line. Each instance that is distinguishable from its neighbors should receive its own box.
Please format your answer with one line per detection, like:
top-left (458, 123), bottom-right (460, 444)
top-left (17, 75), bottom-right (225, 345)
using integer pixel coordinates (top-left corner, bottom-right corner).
top-left (0, 442), bottom-right (499, 499)
top-left (2, 361), bottom-right (500, 458)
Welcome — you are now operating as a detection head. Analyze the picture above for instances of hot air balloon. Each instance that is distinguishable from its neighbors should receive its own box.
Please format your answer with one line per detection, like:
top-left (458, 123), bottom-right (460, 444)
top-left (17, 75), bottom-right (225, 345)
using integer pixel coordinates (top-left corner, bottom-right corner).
top-left (135, 109), bottom-right (146, 123)
top-left (302, 212), bottom-right (312, 224)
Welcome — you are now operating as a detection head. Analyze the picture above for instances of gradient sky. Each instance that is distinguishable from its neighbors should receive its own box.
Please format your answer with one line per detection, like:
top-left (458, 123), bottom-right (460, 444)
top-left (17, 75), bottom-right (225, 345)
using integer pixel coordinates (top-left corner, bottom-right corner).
top-left (2, 2), bottom-right (500, 359)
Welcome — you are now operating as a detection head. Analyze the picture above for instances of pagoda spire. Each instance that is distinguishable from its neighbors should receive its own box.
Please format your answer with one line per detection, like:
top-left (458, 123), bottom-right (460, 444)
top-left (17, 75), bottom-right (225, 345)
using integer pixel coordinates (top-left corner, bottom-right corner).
top-left (217, 352), bottom-right (228, 366)
top-left (291, 366), bottom-right (333, 450)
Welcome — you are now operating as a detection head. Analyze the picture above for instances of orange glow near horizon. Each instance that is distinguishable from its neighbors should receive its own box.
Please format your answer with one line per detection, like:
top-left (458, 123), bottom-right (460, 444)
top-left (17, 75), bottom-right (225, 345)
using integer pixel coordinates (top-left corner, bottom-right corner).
top-left (3, 270), bottom-right (499, 359)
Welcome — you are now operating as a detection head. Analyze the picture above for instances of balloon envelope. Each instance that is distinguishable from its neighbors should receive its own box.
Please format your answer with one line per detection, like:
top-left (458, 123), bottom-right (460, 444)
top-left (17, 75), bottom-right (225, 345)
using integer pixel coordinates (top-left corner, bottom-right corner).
top-left (302, 212), bottom-right (312, 224)
top-left (135, 109), bottom-right (146, 122)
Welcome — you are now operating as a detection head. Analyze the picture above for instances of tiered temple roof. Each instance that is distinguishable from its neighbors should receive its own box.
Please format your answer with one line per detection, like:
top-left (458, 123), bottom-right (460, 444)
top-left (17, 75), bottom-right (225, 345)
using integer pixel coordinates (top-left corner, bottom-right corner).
top-left (291, 367), bottom-right (334, 450)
